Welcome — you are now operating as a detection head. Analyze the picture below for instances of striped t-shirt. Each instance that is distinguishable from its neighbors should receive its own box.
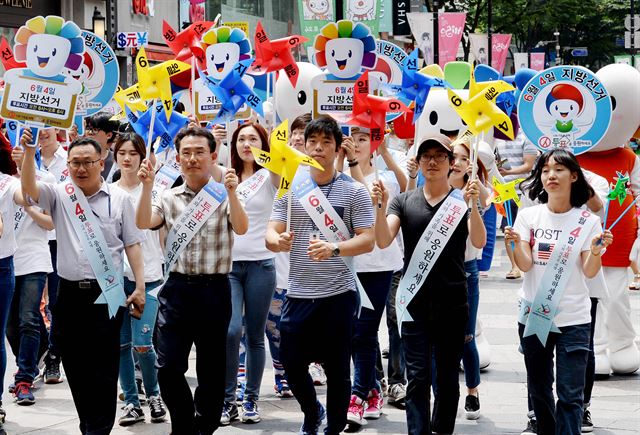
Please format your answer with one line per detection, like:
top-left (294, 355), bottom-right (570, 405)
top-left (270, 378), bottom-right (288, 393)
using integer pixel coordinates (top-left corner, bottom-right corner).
top-left (270, 172), bottom-right (374, 299)
top-left (495, 130), bottom-right (539, 192)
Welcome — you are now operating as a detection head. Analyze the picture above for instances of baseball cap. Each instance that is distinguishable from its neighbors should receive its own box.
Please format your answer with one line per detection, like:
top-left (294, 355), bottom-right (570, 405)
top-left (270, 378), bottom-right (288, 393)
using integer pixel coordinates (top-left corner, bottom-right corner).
top-left (416, 133), bottom-right (453, 159)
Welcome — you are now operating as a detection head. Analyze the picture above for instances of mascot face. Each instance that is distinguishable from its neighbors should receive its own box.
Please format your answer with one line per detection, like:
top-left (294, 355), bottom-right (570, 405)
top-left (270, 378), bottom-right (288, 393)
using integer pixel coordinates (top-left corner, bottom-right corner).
top-left (592, 64), bottom-right (640, 151)
top-left (205, 42), bottom-right (239, 81)
top-left (26, 34), bottom-right (71, 78)
top-left (324, 38), bottom-right (364, 79)
top-left (416, 89), bottom-right (469, 141)
top-left (275, 62), bottom-right (322, 123)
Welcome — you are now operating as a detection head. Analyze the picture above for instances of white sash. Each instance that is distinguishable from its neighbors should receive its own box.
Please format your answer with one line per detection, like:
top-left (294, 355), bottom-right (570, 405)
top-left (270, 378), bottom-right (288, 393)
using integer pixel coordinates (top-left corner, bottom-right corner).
top-left (105, 161), bottom-right (118, 183)
top-left (396, 189), bottom-right (468, 333)
top-left (236, 169), bottom-right (269, 203)
top-left (292, 171), bottom-right (374, 312)
top-left (14, 169), bottom-right (48, 235)
top-left (59, 182), bottom-right (126, 318)
top-left (0, 174), bottom-right (13, 198)
top-left (523, 209), bottom-right (594, 346)
top-left (151, 165), bottom-right (181, 204)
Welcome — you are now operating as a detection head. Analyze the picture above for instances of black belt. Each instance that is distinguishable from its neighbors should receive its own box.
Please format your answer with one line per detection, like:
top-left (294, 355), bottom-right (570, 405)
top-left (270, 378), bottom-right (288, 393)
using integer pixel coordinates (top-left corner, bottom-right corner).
top-left (61, 278), bottom-right (99, 289)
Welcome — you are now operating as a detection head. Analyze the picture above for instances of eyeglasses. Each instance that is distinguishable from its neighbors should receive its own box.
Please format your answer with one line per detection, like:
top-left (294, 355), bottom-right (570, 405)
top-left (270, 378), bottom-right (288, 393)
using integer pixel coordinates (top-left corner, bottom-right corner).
top-left (67, 158), bottom-right (102, 169)
top-left (179, 151), bottom-right (208, 160)
top-left (419, 153), bottom-right (449, 163)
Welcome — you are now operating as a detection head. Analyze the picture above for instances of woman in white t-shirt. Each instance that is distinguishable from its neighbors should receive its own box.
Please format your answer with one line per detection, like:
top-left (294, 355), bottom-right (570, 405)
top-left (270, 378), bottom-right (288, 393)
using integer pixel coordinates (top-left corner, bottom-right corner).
top-left (222, 123), bottom-right (278, 425)
top-left (342, 128), bottom-right (406, 426)
top-left (447, 140), bottom-right (489, 420)
top-left (504, 149), bottom-right (613, 435)
top-left (112, 133), bottom-right (167, 426)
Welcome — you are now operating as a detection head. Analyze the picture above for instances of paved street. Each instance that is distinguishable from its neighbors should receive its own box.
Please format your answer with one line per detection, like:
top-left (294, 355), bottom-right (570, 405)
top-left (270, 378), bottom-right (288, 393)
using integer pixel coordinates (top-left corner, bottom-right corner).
top-left (3, 237), bottom-right (639, 434)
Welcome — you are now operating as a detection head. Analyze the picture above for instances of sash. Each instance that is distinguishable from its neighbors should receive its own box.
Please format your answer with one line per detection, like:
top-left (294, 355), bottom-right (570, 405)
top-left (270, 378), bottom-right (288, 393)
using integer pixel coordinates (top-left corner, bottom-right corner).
top-left (14, 169), bottom-right (48, 235)
top-left (59, 182), bottom-right (126, 318)
top-left (236, 169), bottom-right (269, 203)
top-left (151, 165), bottom-right (181, 204)
top-left (0, 173), bottom-right (14, 198)
top-left (291, 171), bottom-right (374, 312)
top-left (523, 209), bottom-right (594, 346)
top-left (148, 179), bottom-right (228, 298)
top-left (396, 189), bottom-right (468, 334)
top-left (105, 162), bottom-right (118, 183)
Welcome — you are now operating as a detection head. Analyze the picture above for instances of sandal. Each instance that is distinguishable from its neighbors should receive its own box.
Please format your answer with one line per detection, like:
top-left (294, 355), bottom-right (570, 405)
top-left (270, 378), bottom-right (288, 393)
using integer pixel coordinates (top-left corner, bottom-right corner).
top-left (506, 269), bottom-right (521, 279)
top-left (630, 274), bottom-right (640, 290)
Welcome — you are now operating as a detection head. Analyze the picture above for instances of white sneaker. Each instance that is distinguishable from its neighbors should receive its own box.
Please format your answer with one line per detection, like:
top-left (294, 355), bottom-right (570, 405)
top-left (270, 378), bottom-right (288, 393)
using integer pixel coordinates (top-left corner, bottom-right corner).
top-left (346, 395), bottom-right (366, 426)
top-left (387, 383), bottom-right (406, 406)
top-left (309, 363), bottom-right (327, 386)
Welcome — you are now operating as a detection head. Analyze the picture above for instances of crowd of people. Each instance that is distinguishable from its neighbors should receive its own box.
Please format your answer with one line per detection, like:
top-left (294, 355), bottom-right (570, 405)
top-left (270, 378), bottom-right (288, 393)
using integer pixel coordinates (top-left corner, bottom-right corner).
top-left (0, 107), bottom-right (635, 435)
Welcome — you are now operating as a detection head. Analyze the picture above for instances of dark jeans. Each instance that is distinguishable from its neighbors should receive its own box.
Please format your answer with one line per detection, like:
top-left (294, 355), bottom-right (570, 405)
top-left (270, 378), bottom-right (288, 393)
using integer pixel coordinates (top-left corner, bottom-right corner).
top-left (47, 240), bottom-right (60, 357)
top-left (462, 260), bottom-right (480, 389)
top-left (385, 271), bottom-right (406, 386)
top-left (156, 273), bottom-right (231, 435)
top-left (10, 273), bottom-right (47, 383)
top-left (584, 298), bottom-right (598, 406)
top-left (0, 256), bottom-right (15, 402)
top-left (56, 279), bottom-right (124, 435)
top-left (403, 303), bottom-right (468, 435)
top-left (519, 322), bottom-right (590, 435)
top-left (352, 271), bottom-right (393, 399)
top-left (478, 204), bottom-right (497, 272)
top-left (280, 291), bottom-right (357, 435)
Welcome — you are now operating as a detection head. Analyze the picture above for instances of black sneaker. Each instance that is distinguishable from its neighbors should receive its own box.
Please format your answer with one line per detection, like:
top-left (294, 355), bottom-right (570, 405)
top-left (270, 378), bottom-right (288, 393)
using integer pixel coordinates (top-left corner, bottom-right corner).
top-left (582, 409), bottom-right (594, 433)
top-left (464, 394), bottom-right (480, 420)
top-left (118, 403), bottom-right (145, 426)
top-left (0, 400), bottom-right (5, 423)
top-left (521, 417), bottom-right (538, 434)
top-left (299, 401), bottom-right (326, 435)
top-left (148, 395), bottom-right (167, 423)
top-left (44, 354), bottom-right (63, 384)
top-left (220, 401), bottom-right (239, 426)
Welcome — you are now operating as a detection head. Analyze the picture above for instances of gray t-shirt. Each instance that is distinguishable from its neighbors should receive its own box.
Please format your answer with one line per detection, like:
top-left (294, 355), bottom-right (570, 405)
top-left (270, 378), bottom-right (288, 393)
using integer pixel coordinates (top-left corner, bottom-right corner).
top-left (270, 172), bottom-right (374, 299)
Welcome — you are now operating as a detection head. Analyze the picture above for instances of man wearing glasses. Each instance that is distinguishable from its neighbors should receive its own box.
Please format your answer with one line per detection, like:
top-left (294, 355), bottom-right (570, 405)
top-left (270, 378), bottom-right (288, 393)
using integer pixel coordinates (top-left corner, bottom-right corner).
top-left (19, 132), bottom-right (146, 434)
top-left (84, 112), bottom-right (120, 183)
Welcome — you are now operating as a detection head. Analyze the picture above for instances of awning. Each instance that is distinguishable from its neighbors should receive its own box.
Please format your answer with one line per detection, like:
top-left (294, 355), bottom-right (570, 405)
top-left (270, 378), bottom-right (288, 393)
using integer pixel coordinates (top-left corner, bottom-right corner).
top-left (142, 44), bottom-right (175, 62)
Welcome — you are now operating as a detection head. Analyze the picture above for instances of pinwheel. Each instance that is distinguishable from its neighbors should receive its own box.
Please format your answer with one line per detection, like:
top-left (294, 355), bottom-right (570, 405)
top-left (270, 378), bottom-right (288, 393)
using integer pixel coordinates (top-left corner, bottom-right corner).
top-left (490, 176), bottom-right (525, 247)
top-left (0, 37), bottom-right (25, 71)
top-left (153, 102), bottom-right (189, 155)
top-left (474, 64), bottom-right (517, 117)
top-left (602, 172), bottom-right (632, 231)
top-left (251, 120), bottom-right (323, 231)
top-left (344, 71), bottom-right (409, 154)
top-left (201, 58), bottom-right (264, 125)
top-left (111, 85), bottom-right (149, 120)
top-left (250, 21), bottom-right (307, 88)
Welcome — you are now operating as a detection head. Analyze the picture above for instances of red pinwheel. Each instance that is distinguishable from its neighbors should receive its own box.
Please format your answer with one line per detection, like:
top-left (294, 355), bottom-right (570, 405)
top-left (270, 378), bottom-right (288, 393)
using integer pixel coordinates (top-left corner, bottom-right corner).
top-left (249, 21), bottom-right (307, 87)
top-left (162, 20), bottom-right (213, 70)
top-left (345, 72), bottom-right (409, 153)
top-left (0, 36), bottom-right (25, 71)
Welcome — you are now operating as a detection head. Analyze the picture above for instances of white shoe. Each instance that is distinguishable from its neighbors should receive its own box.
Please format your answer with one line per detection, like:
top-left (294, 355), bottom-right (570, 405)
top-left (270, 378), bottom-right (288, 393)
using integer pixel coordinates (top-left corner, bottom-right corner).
top-left (309, 363), bottom-right (327, 386)
top-left (476, 319), bottom-right (491, 370)
top-left (610, 344), bottom-right (640, 375)
top-left (594, 352), bottom-right (611, 377)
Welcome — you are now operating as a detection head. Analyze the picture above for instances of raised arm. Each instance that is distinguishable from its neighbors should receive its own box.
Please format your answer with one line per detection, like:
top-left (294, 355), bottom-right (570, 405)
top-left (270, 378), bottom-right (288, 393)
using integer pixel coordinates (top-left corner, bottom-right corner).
top-left (224, 169), bottom-right (248, 235)
top-left (135, 159), bottom-right (164, 230)
top-left (371, 180), bottom-right (401, 249)
top-left (19, 129), bottom-right (41, 203)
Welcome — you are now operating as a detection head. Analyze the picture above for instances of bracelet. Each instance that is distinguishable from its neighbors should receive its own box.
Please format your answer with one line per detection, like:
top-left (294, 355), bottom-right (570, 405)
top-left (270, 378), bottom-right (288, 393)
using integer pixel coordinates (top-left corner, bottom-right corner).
top-left (348, 160), bottom-right (359, 167)
top-left (409, 174), bottom-right (417, 179)
top-left (347, 157), bottom-right (357, 164)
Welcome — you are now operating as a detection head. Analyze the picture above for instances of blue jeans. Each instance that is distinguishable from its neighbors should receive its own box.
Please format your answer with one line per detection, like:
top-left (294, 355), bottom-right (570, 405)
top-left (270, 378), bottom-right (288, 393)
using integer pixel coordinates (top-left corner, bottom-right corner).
top-left (13, 272), bottom-right (47, 383)
top-left (47, 240), bottom-right (60, 357)
top-left (478, 204), bottom-right (497, 272)
top-left (385, 271), bottom-right (406, 386)
top-left (266, 287), bottom-right (287, 378)
top-left (462, 260), bottom-right (480, 389)
top-left (225, 259), bottom-right (276, 402)
top-left (519, 322), bottom-right (590, 435)
top-left (352, 271), bottom-right (393, 399)
top-left (119, 278), bottom-right (162, 407)
top-left (0, 256), bottom-right (15, 401)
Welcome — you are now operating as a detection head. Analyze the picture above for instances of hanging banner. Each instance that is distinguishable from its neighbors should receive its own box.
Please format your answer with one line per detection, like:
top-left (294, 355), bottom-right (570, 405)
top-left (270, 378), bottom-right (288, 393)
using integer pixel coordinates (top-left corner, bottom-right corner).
top-left (344, 0), bottom-right (380, 35)
top-left (514, 52), bottom-right (529, 71)
top-left (438, 12), bottom-right (466, 68)
top-left (392, 0), bottom-right (412, 36)
top-left (469, 33), bottom-right (488, 65)
top-left (298, 0), bottom-right (336, 46)
top-left (530, 52), bottom-right (546, 71)
top-left (407, 12), bottom-right (433, 65)
top-left (378, 0), bottom-right (393, 33)
top-left (491, 33), bottom-right (511, 75)
top-left (517, 66), bottom-right (612, 155)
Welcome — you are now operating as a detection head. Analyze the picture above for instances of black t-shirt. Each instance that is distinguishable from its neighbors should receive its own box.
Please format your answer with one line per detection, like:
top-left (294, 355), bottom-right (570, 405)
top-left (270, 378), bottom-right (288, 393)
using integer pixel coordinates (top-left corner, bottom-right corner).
top-left (388, 187), bottom-right (469, 318)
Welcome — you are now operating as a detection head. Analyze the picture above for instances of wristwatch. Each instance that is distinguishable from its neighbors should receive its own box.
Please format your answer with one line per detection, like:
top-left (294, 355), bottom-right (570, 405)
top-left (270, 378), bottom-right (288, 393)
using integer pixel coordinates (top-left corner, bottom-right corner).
top-left (331, 243), bottom-right (341, 257)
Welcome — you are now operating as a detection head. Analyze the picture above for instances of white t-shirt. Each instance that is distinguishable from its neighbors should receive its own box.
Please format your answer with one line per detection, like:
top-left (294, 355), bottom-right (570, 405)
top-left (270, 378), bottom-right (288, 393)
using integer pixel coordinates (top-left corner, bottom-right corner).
top-left (117, 182), bottom-right (164, 282)
top-left (232, 174), bottom-right (277, 261)
top-left (0, 176), bottom-right (18, 259)
top-left (354, 171), bottom-right (404, 273)
top-left (14, 172), bottom-right (55, 276)
top-left (275, 251), bottom-right (289, 289)
top-left (514, 205), bottom-right (601, 327)
top-left (42, 145), bottom-right (68, 242)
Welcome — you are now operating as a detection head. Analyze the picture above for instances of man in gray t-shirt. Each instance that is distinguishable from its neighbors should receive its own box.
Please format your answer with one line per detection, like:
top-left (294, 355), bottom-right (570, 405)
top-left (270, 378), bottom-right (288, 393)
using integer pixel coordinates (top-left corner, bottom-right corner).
top-left (266, 116), bottom-right (374, 434)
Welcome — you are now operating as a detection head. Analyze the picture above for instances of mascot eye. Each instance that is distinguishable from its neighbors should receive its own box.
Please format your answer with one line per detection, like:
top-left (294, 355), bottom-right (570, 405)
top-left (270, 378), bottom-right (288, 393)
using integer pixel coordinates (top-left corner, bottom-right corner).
top-left (52, 48), bottom-right (57, 57)
top-left (554, 104), bottom-right (558, 111)
top-left (429, 110), bottom-right (438, 126)
top-left (610, 96), bottom-right (616, 111)
top-left (210, 54), bottom-right (215, 61)
top-left (331, 50), bottom-right (335, 57)
top-left (348, 50), bottom-right (352, 58)
top-left (570, 105), bottom-right (574, 111)
top-left (297, 91), bottom-right (307, 105)
top-left (461, 118), bottom-right (467, 126)
top-left (33, 45), bottom-right (38, 52)
top-left (226, 53), bottom-right (229, 61)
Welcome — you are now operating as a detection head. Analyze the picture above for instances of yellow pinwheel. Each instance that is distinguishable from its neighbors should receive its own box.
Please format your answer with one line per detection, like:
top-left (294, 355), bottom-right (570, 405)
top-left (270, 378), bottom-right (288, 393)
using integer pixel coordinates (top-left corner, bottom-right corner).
top-left (447, 75), bottom-right (516, 139)
top-left (490, 176), bottom-right (525, 207)
top-left (110, 85), bottom-right (148, 121)
top-left (250, 120), bottom-right (323, 198)
top-left (134, 47), bottom-right (190, 121)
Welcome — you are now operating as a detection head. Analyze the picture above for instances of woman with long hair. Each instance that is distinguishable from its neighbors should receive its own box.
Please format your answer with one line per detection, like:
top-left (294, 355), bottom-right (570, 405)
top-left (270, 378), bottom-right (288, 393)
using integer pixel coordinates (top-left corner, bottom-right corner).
top-left (112, 132), bottom-right (167, 426)
top-left (222, 122), bottom-right (279, 426)
top-left (505, 149), bottom-right (613, 434)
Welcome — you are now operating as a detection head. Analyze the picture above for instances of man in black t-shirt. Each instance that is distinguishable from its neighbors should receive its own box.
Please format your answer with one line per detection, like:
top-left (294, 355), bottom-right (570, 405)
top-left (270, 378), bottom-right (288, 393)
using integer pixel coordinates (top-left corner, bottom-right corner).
top-left (372, 134), bottom-right (486, 435)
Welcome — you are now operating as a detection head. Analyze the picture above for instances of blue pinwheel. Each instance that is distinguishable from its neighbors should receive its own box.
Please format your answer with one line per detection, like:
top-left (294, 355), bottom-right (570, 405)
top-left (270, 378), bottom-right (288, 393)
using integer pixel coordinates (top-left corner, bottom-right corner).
top-left (153, 101), bottom-right (189, 155)
top-left (387, 49), bottom-right (449, 123)
top-left (474, 64), bottom-right (517, 116)
top-left (125, 105), bottom-right (173, 153)
top-left (200, 58), bottom-right (264, 124)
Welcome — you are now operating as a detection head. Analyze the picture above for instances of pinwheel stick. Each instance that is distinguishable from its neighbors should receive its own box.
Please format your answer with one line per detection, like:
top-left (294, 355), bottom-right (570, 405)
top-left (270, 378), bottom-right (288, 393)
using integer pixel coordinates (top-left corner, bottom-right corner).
top-left (286, 189), bottom-right (292, 234)
top-left (607, 196), bottom-right (639, 231)
top-left (602, 198), bottom-right (611, 230)
top-left (468, 133), bottom-right (481, 208)
top-left (372, 148), bottom-right (381, 209)
top-left (191, 58), bottom-right (196, 111)
top-left (505, 199), bottom-right (515, 250)
top-left (147, 98), bottom-right (158, 156)
top-left (272, 72), bottom-right (277, 129)
top-left (226, 121), bottom-right (231, 169)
